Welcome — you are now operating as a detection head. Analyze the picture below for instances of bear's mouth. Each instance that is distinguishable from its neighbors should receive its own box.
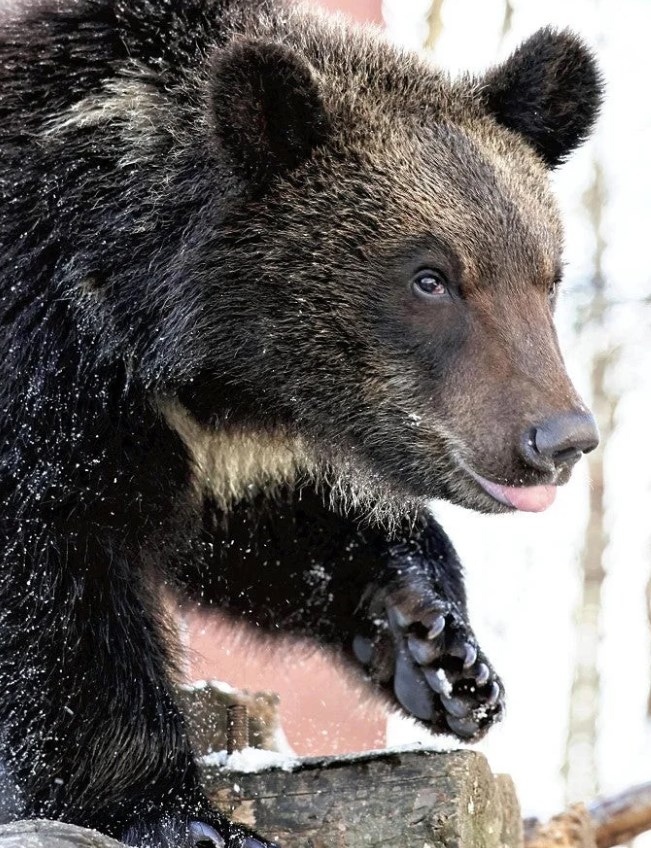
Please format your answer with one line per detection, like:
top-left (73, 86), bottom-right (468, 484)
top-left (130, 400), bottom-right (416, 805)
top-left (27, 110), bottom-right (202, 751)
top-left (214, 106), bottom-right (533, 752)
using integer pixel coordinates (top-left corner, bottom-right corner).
top-left (459, 462), bottom-right (559, 513)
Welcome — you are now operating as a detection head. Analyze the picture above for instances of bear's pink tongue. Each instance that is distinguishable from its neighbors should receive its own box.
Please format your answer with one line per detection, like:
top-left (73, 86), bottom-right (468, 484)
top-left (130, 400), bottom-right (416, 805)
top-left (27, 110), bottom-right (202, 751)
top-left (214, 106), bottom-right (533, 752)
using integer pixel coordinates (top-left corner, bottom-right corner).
top-left (474, 474), bottom-right (557, 512)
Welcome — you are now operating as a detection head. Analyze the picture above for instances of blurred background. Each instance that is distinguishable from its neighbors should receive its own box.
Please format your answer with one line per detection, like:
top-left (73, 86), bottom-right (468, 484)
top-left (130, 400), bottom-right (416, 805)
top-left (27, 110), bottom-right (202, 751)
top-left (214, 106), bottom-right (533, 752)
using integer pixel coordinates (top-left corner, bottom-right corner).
top-left (183, 0), bottom-right (651, 833)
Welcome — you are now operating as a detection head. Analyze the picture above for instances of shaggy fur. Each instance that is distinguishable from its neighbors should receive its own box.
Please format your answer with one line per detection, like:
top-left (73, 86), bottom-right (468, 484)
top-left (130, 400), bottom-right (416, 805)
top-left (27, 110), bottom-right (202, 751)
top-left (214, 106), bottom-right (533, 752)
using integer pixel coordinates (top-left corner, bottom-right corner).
top-left (0, 1), bottom-right (602, 846)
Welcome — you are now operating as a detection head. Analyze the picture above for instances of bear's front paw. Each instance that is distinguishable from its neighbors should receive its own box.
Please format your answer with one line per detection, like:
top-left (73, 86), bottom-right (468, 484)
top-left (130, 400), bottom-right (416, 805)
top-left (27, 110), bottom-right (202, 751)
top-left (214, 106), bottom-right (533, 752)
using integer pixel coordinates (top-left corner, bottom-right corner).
top-left (122, 812), bottom-right (277, 848)
top-left (353, 575), bottom-right (504, 741)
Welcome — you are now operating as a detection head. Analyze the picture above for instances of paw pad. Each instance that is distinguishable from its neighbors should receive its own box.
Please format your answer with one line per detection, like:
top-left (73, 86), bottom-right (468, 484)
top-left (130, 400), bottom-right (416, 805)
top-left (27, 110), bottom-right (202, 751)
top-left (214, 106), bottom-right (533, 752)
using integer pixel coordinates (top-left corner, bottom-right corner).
top-left (355, 582), bottom-right (505, 741)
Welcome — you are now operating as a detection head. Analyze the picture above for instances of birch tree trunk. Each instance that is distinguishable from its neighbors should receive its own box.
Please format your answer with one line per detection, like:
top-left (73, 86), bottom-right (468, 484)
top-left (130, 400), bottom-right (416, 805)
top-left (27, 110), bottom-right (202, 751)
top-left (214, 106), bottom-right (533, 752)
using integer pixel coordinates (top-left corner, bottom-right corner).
top-left (562, 161), bottom-right (617, 804)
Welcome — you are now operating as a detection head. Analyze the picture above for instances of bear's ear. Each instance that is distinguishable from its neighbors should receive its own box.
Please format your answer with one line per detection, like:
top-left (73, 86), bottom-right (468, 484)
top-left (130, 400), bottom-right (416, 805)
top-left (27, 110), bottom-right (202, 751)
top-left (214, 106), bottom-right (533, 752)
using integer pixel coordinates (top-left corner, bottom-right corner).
top-left (479, 28), bottom-right (603, 168)
top-left (209, 40), bottom-right (330, 181)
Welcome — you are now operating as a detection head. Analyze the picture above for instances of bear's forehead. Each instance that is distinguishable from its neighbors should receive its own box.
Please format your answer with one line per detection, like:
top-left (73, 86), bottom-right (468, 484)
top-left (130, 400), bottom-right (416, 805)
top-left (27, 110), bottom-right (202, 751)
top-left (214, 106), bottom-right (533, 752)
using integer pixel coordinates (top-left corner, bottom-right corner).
top-left (281, 121), bottom-right (561, 288)
top-left (387, 125), bottom-right (562, 285)
top-left (275, 12), bottom-right (561, 265)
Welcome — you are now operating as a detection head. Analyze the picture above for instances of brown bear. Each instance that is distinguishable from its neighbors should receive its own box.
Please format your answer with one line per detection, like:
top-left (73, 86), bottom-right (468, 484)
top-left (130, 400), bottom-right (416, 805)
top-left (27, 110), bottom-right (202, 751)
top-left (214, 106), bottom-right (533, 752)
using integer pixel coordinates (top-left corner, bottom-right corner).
top-left (0, 0), bottom-right (601, 845)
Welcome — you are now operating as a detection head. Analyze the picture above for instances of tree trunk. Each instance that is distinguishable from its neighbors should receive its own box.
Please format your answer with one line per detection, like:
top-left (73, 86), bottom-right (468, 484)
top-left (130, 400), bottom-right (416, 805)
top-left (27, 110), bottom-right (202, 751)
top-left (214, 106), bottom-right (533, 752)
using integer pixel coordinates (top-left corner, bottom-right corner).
top-left (563, 159), bottom-right (615, 804)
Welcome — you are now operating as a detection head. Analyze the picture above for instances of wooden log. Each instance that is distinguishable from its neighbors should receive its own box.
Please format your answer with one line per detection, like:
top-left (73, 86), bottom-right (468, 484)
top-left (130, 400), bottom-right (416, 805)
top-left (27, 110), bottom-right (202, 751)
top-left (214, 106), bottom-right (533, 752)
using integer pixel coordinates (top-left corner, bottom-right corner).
top-left (0, 820), bottom-right (124, 848)
top-left (205, 748), bottom-right (524, 848)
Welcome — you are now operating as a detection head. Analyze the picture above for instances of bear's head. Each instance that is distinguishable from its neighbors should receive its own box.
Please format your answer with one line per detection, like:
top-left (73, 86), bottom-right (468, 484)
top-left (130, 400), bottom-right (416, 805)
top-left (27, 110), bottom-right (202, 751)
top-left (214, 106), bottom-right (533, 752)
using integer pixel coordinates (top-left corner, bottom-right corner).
top-left (185, 16), bottom-right (603, 520)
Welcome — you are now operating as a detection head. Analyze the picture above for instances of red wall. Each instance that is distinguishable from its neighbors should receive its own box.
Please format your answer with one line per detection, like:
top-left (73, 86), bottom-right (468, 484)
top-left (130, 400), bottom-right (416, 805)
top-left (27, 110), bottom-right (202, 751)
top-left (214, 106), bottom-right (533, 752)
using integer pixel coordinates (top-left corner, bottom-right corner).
top-left (314, 0), bottom-right (382, 23)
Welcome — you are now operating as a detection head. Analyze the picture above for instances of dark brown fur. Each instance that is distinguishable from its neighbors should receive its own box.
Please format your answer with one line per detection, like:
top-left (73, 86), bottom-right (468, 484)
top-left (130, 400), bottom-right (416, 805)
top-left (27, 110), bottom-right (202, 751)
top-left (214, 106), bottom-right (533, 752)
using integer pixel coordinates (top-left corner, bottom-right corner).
top-left (0, 1), bottom-right (602, 846)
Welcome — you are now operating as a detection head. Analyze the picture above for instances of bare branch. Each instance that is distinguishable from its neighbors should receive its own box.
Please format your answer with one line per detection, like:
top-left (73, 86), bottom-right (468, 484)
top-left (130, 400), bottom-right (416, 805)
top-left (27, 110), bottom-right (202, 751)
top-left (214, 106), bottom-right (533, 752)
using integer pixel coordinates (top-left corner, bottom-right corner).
top-left (424, 0), bottom-right (445, 51)
top-left (590, 782), bottom-right (651, 848)
top-left (500, 0), bottom-right (513, 43)
top-left (526, 783), bottom-right (651, 848)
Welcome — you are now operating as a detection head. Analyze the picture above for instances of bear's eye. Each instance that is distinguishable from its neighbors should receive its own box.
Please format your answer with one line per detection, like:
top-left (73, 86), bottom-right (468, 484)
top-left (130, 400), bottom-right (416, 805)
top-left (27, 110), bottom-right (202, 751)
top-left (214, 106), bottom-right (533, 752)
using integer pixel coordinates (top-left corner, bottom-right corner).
top-left (412, 269), bottom-right (449, 300)
top-left (548, 269), bottom-right (563, 302)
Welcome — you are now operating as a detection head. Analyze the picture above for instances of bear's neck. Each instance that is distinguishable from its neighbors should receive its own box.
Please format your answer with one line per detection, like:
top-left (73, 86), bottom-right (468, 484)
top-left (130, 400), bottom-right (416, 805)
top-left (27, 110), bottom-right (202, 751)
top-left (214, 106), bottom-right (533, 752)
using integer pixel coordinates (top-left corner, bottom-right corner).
top-left (159, 397), bottom-right (315, 510)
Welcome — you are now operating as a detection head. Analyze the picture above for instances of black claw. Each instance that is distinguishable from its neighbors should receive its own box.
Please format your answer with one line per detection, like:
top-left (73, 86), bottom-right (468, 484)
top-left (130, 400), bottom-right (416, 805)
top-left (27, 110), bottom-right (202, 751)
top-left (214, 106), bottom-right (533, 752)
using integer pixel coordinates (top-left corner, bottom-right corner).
top-left (190, 822), bottom-right (225, 847)
top-left (394, 646), bottom-right (434, 720)
top-left (449, 639), bottom-right (472, 662)
top-left (387, 604), bottom-right (412, 630)
top-left (352, 634), bottom-right (373, 665)
top-left (486, 681), bottom-right (501, 706)
top-left (386, 605), bottom-right (408, 635)
top-left (463, 643), bottom-right (477, 669)
top-left (475, 662), bottom-right (490, 687)
top-left (427, 614), bottom-right (445, 639)
top-left (440, 692), bottom-right (471, 719)
top-left (243, 839), bottom-right (270, 848)
top-left (407, 633), bottom-right (441, 665)
top-left (446, 714), bottom-right (481, 739)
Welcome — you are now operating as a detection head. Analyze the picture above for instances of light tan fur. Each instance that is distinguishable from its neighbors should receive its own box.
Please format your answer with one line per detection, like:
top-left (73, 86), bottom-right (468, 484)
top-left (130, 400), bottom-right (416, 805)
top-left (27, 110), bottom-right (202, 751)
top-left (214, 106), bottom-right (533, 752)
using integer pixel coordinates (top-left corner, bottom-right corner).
top-left (40, 67), bottom-right (178, 166)
top-left (160, 398), bottom-right (422, 531)
top-left (160, 398), bottom-right (315, 509)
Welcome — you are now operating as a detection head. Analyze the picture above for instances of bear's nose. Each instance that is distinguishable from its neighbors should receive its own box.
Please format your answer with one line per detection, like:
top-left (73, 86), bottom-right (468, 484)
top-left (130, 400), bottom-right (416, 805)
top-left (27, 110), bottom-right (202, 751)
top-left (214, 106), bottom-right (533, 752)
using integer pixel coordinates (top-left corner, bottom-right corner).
top-left (521, 410), bottom-right (599, 471)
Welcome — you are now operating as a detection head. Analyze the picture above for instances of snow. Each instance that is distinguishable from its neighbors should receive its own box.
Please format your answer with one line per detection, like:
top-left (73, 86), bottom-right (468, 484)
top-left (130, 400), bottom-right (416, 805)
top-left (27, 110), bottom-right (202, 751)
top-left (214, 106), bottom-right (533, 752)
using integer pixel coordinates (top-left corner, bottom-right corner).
top-left (202, 743), bottom-right (462, 774)
top-left (177, 678), bottom-right (236, 694)
top-left (202, 747), bottom-right (300, 773)
top-left (432, 669), bottom-right (453, 699)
